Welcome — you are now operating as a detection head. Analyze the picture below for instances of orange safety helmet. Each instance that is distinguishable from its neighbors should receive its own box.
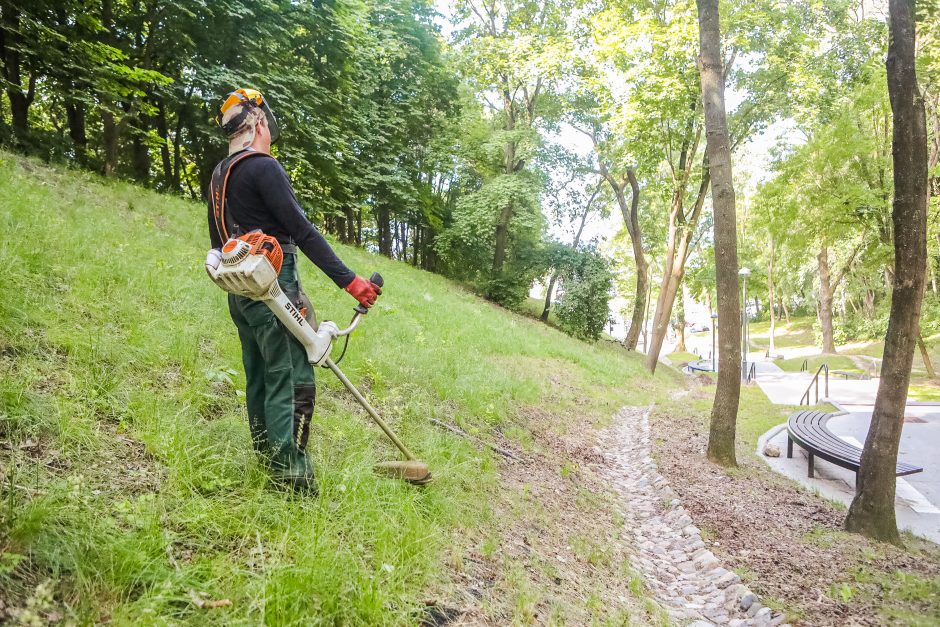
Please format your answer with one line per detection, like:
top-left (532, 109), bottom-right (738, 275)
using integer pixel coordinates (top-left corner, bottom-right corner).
top-left (218, 88), bottom-right (280, 143)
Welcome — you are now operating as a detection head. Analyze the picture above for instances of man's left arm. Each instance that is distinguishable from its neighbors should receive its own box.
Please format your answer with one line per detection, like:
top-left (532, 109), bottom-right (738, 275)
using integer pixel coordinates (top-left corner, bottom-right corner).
top-left (260, 159), bottom-right (380, 307)
top-left (259, 159), bottom-right (356, 287)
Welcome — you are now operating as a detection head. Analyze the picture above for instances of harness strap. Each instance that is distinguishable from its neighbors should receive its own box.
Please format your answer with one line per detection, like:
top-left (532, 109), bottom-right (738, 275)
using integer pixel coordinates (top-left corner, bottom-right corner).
top-left (210, 150), bottom-right (271, 243)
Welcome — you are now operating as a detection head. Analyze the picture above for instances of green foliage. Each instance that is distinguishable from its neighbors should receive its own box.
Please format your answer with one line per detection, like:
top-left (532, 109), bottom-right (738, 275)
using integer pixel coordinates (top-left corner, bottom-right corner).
top-left (830, 316), bottom-right (889, 345)
top-left (554, 247), bottom-right (614, 341)
top-left (0, 0), bottom-right (464, 271)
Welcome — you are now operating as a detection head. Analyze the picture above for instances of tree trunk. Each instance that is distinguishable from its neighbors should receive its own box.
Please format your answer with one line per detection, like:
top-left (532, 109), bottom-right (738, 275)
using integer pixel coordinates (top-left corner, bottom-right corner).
top-left (377, 206), bottom-right (392, 256)
top-left (698, 0), bottom-right (741, 467)
top-left (492, 202), bottom-right (513, 272)
top-left (864, 289), bottom-right (876, 318)
top-left (675, 285), bottom-right (687, 352)
top-left (918, 334), bottom-right (936, 380)
top-left (768, 246), bottom-right (776, 357)
top-left (845, 0), bottom-right (928, 544)
top-left (493, 134), bottom-right (519, 273)
top-left (540, 274), bottom-right (558, 322)
top-left (817, 247), bottom-right (838, 353)
top-left (849, 298), bottom-right (860, 316)
top-left (623, 169), bottom-right (649, 351)
top-left (643, 175), bottom-right (709, 372)
top-left (599, 167), bottom-right (648, 350)
top-left (356, 209), bottom-right (362, 246)
top-left (335, 212), bottom-right (348, 243)
top-left (343, 207), bottom-right (356, 244)
top-left (131, 119), bottom-right (150, 184)
top-left (173, 103), bottom-right (185, 187)
top-left (66, 99), bottom-right (88, 164)
top-left (399, 221), bottom-right (408, 260)
top-left (154, 101), bottom-right (175, 189)
top-left (642, 277), bottom-right (653, 352)
top-left (102, 110), bottom-right (120, 177)
top-left (0, 3), bottom-right (33, 146)
top-left (781, 297), bottom-right (791, 324)
top-left (8, 74), bottom-right (35, 143)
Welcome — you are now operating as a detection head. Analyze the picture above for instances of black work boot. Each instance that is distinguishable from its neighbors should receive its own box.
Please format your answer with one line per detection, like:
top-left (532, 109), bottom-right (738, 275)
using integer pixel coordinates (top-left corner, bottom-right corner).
top-left (274, 474), bottom-right (318, 496)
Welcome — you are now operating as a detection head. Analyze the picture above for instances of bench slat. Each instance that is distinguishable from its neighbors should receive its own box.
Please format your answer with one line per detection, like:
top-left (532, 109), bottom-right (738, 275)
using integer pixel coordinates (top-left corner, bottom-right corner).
top-left (787, 411), bottom-right (923, 477)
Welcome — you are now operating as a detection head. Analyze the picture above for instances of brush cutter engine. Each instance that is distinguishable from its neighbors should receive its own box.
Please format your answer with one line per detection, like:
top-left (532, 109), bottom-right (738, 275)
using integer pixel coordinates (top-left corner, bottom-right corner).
top-left (205, 234), bottom-right (339, 365)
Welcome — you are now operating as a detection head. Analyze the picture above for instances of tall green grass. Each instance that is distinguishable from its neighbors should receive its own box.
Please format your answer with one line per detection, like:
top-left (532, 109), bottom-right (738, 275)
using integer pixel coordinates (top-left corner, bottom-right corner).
top-left (0, 153), bottom-right (671, 624)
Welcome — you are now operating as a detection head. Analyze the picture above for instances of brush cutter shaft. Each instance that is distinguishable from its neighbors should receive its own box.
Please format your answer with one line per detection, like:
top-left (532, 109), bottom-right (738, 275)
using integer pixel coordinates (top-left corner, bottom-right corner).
top-left (323, 358), bottom-right (417, 461)
top-left (264, 286), bottom-right (338, 364)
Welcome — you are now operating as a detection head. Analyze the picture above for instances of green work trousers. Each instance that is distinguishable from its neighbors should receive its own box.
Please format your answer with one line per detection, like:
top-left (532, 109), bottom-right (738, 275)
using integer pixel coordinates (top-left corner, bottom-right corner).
top-left (228, 252), bottom-right (315, 482)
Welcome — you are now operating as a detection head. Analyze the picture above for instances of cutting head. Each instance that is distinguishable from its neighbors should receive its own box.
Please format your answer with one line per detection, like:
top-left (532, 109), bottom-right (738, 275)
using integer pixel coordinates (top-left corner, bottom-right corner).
top-left (373, 460), bottom-right (433, 485)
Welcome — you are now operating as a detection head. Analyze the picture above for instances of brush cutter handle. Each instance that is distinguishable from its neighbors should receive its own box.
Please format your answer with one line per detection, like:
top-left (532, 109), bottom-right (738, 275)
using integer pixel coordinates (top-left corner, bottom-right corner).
top-left (353, 272), bottom-right (384, 315)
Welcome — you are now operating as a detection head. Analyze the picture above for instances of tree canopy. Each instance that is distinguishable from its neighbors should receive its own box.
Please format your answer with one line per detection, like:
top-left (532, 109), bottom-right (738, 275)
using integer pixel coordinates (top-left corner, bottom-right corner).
top-left (2, 0), bottom-right (939, 349)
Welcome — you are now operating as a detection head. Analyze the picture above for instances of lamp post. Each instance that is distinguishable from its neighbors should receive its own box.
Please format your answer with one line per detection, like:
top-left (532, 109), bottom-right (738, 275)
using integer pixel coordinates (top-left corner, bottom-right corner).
top-left (711, 312), bottom-right (718, 371)
top-left (739, 267), bottom-right (752, 380)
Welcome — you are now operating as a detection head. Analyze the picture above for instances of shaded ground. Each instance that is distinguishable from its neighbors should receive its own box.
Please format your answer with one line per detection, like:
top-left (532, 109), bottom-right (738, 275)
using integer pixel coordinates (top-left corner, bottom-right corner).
top-left (651, 384), bottom-right (940, 626)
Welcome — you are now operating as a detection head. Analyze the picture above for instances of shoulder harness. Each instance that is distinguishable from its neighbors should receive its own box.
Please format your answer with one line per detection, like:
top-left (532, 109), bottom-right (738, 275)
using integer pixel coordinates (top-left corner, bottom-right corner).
top-left (209, 150), bottom-right (271, 243)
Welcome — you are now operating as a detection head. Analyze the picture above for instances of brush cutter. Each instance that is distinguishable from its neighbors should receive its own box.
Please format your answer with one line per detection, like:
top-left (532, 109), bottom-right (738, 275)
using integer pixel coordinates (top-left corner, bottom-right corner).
top-left (204, 233), bottom-right (432, 485)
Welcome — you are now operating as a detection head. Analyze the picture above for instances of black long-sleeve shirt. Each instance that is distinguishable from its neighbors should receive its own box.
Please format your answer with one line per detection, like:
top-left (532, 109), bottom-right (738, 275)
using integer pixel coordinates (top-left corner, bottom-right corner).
top-left (208, 153), bottom-right (355, 288)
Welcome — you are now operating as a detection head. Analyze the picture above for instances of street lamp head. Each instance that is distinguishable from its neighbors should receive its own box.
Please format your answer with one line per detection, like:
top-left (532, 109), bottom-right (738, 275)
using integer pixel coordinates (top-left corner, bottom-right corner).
top-left (711, 313), bottom-right (718, 319)
top-left (738, 267), bottom-right (752, 278)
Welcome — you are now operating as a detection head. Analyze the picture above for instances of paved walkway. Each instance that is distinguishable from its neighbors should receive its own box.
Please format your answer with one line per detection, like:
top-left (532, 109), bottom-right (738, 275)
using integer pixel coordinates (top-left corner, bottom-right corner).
top-left (753, 367), bottom-right (885, 406)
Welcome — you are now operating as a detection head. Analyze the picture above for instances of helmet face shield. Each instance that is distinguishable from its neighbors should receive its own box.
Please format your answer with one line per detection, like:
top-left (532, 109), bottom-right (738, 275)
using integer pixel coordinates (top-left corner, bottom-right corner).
top-left (219, 88), bottom-right (279, 144)
top-left (259, 100), bottom-right (279, 144)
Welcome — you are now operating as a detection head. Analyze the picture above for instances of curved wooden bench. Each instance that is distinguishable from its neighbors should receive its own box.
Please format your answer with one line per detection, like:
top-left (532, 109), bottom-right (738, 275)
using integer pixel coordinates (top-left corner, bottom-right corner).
top-left (786, 410), bottom-right (923, 480)
top-left (687, 359), bottom-right (715, 373)
top-left (831, 370), bottom-right (868, 380)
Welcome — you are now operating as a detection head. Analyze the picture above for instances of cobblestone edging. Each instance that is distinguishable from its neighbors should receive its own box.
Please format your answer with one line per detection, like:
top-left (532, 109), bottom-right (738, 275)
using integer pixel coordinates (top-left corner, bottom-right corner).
top-left (593, 406), bottom-right (789, 627)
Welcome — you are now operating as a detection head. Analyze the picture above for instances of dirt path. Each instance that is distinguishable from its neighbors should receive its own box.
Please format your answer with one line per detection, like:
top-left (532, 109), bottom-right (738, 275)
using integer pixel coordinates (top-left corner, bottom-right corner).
top-left (425, 406), bottom-right (661, 625)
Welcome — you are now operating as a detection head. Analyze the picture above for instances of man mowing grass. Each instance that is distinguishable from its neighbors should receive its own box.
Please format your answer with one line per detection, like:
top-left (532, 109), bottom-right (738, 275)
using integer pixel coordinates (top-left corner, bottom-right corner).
top-left (208, 88), bottom-right (381, 494)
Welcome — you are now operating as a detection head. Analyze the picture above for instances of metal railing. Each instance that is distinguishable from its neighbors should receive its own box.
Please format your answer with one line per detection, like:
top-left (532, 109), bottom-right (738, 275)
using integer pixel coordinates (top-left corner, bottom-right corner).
top-left (800, 363), bottom-right (829, 405)
top-left (746, 362), bottom-right (757, 383)
top-left (800, 358), bottom-right (809, 372)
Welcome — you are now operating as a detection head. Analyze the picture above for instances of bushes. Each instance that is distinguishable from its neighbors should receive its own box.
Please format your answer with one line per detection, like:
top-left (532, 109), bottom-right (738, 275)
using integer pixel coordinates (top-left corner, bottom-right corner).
top-left (553, 248), bottom-right (614, 342)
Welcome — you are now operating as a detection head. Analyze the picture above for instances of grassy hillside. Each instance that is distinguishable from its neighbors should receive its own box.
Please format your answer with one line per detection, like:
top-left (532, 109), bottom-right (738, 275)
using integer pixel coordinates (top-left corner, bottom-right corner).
top-left (0, 153), bottom-right (677, 624)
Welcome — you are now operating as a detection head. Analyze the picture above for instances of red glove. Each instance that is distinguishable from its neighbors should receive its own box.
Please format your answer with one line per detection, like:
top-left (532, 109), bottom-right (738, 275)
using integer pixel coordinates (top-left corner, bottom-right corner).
top-left (345, 275), bottom-right (382, 308)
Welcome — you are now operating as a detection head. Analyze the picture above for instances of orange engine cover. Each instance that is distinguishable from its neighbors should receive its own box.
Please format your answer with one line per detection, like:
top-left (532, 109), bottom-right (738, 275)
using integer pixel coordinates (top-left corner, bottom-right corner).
top-left (235, 232), bottom-right (283, 274)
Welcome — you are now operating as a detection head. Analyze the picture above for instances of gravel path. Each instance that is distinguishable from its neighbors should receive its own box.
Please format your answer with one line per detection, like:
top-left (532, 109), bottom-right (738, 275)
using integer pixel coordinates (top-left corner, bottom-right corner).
top-left (595, 406), bottom-right (789, 627)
